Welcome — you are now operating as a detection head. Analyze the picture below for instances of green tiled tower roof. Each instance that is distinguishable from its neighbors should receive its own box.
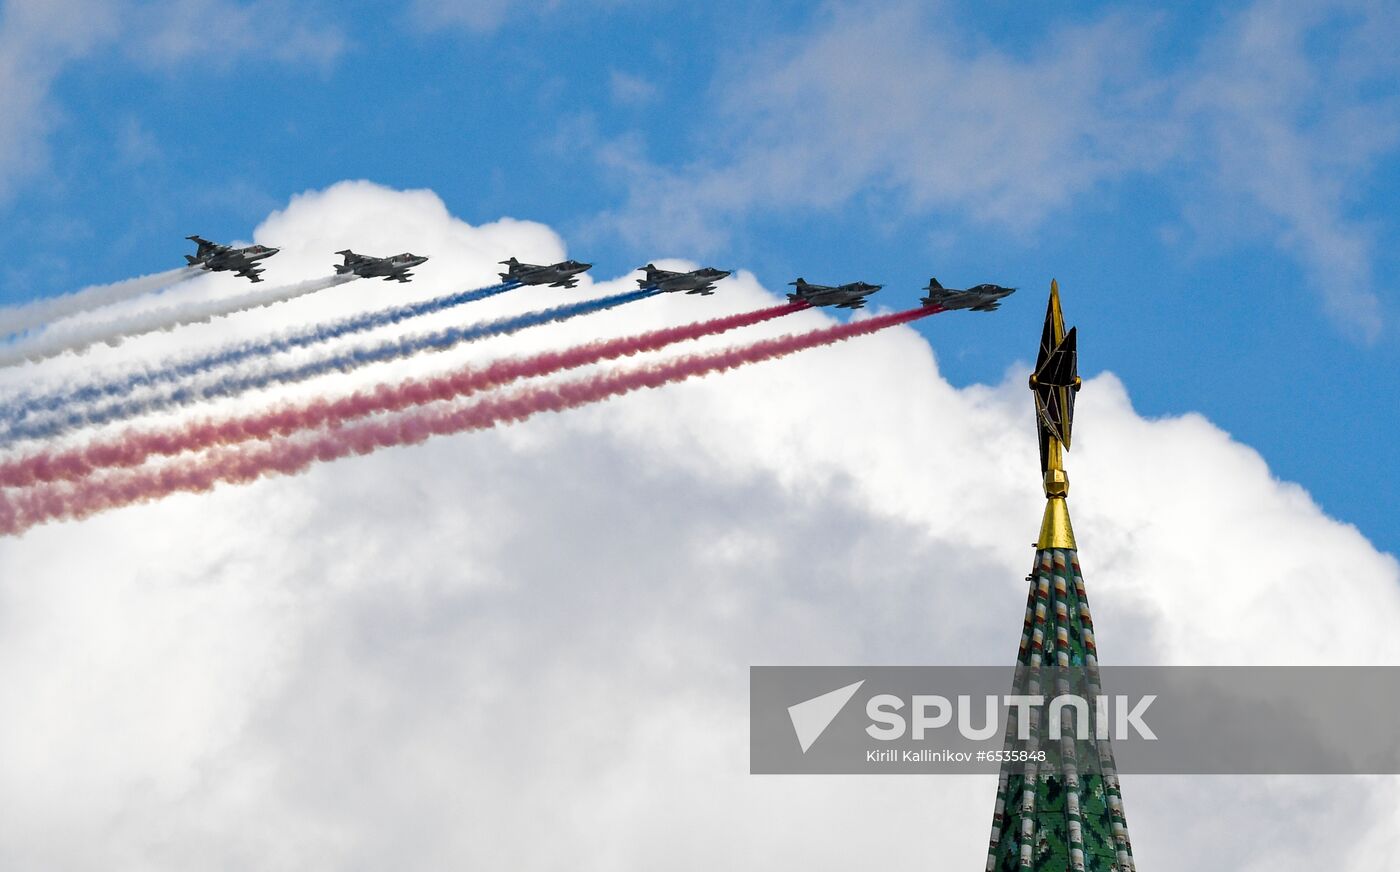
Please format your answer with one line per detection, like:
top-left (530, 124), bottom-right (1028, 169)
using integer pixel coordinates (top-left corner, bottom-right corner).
top-left (983, 282), bottom-right (1137, 872)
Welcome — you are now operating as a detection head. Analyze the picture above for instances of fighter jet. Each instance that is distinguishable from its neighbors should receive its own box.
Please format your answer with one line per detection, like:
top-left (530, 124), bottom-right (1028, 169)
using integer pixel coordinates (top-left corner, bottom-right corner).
top-left (636, 263), bottom-right (732, 296)
top-left (184, 235), bottom-right (279, 283)
top-left (498, 257), bottom-right (592, 289)
top-left (786, 277), bottom-right (882, 309)
top-left (920, 277), bottom-right (1016, 311)
top-left (334, 249), bottom-right (429, 283)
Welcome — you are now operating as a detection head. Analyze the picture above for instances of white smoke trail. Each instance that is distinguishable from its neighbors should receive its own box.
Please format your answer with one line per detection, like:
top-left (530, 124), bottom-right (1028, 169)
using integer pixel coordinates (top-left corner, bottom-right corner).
top-left (0, 274), bottom-right (358, 368)
top-left (0, 267), bottom-right (199, 338)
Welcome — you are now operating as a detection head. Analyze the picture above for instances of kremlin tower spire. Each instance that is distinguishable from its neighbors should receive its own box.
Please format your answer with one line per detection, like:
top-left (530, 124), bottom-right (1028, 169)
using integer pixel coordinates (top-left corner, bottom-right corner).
top-left (984, 281), bottom-right (1137, 872)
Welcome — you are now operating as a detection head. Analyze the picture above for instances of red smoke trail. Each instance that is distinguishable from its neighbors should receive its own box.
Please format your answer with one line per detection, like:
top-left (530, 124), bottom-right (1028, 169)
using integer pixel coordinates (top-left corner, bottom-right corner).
top-left (0, 305), bottom-right (938, 535)
top-left (0, 300), bottom-right (809, 489)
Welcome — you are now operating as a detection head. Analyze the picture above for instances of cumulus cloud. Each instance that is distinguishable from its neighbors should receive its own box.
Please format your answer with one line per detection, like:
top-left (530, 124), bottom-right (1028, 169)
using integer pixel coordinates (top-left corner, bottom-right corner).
top-left (0, 182), bottom-right (1396, 868)
top-left (590, 0), bottom-right (1399, 338)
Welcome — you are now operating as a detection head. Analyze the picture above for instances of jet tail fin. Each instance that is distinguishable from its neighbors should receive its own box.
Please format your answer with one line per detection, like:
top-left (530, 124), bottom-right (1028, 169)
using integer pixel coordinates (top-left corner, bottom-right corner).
top-left (186, 235), bottom-right (217, 256)
top-left (927, 277), bottom-right (943, 290)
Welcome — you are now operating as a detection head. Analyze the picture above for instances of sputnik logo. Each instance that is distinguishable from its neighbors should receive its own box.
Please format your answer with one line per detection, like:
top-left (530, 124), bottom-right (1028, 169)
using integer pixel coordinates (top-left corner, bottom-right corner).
top-left (787, 680), bottom-right (865, 753)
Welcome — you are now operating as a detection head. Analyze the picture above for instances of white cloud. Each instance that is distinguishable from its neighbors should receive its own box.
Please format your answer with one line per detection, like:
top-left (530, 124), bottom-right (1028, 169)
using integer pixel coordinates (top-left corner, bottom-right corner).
top-left (594, 3), bottom-right (1174, 251)
top-left (116, 116), bottom-right (162, 165)
top-left (122, 0), bottom-right (347, 72)
top-left (1175, 0), bottom-right (1400, 341)
top-left (0, 182), bottom-right (1396, 868)
top-left (0, 0), bottom-right (119, 198)
top-left (591, 0), bottom-right (1399, 337)
top-left (0, 0), bottom-right (346, 200)
top-left (407, 0), bottom-right (635, 33)
top-left (408, 0), bottom-right (534, 32)
top-left (608, 69), bottom-right (658, 107)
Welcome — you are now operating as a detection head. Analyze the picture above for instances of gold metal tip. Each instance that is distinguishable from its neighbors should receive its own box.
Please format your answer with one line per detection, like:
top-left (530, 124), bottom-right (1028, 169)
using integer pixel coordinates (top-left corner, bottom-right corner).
top-left (1037, 497), bottom-right (1077, 550)
top-left (1046, 280), bottom-right (1065, 346)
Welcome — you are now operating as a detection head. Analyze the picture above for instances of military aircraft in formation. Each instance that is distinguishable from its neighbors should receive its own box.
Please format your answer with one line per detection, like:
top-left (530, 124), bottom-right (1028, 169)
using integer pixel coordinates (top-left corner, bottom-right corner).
top-left (498, 257), bottom-right (592, 288)
top-left (786, 277), bottom-right (883, 309)
top-left (178, 238), bottom-right (1014, 315)
top-left (334, 250), bottom-right (429, 283)
top-left (184, 235), bottom-right (280, 283)
top-left (636, 263), bottom-right (732, 295)
top-left (920, 277), bottom-right (1016, 311)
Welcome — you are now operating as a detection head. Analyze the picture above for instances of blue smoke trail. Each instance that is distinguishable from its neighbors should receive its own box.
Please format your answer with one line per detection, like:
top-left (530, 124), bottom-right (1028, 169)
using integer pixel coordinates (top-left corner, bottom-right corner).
top-left (2, 288), bottom-right (655, 444)
top-left (1, 280), bottom-right (521, 428)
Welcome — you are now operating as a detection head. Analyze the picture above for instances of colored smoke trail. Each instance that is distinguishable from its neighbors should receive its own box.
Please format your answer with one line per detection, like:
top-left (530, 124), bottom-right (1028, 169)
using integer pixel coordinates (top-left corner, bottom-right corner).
top-left (0, 274), bottom-right (357, 367)
top-left (1, 281), bottom-right (520, 428)
top-left (0, 300), bottom-right (809, 487)
top-left (1, 289), bottom-right (655, 443)
top-left (0, 306), bottom-right (936, 535)
top-left (0, 267), bottom-right (199, 338)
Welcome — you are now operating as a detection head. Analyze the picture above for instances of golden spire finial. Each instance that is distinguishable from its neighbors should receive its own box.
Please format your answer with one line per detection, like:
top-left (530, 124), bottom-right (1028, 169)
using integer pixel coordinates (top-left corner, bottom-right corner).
top-left (1029, 279), bottom-right (1081, 550)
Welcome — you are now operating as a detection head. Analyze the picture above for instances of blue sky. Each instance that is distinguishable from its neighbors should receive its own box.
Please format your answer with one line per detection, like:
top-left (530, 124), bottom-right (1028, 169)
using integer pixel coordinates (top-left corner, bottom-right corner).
top-left (4, 5), bottom-right (1400, 866)
top-left (1, 0), bottom-right (1397, 552)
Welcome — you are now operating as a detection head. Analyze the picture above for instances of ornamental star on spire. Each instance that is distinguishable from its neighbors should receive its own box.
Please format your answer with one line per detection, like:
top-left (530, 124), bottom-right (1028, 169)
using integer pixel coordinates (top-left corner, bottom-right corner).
top-left (1029, 280), bottom-right (1081, 550)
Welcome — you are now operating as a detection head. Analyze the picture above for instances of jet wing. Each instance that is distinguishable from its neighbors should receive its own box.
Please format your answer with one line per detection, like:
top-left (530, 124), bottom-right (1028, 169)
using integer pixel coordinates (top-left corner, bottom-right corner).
top-left (639, 268), bottom-right (684, 290)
